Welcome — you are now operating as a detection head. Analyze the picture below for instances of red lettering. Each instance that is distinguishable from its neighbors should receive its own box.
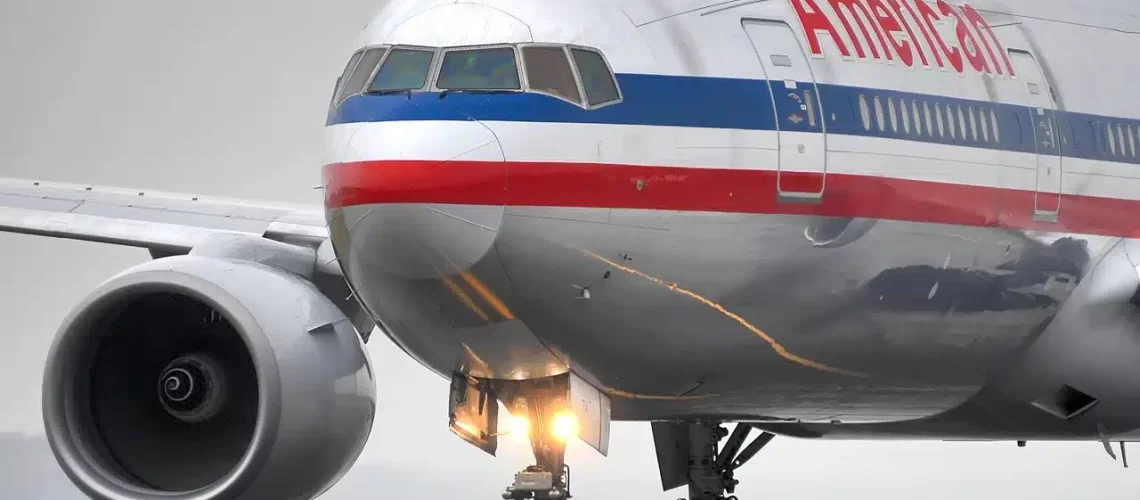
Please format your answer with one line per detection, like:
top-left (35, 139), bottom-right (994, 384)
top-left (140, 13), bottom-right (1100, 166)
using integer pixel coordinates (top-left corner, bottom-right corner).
top-left (887, 0), bottom-right (930, 67)
top-left (961, 4), bottom-right (1015, 76)
top-left (828, 0), bottom-right (887, 60)
top-left (787, 0), bottom-right (1013, 77)
top-left (867, 0), bottom-right (913, 66)
top-left (790, 0), bottom-right (852, 57)
top-left (939, 1), bottom-right (989, 73)
top-left (916, 0), bottom-right (963, 72)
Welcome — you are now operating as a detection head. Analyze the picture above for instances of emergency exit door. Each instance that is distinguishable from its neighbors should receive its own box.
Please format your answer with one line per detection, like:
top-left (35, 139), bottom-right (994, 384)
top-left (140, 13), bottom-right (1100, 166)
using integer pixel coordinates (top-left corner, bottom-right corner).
top-left (1008, 49), bottom-right (1062, 222)
top-left (742, 19), bottom-right (827, 203)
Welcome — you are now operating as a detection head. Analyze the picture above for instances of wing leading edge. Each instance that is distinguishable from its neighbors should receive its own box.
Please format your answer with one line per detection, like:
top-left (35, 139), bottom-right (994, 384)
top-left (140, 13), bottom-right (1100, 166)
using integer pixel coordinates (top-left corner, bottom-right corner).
top-left (0, 177), bottom-right (382, 338)
top-left (0, 177), bottom-right (328, 255)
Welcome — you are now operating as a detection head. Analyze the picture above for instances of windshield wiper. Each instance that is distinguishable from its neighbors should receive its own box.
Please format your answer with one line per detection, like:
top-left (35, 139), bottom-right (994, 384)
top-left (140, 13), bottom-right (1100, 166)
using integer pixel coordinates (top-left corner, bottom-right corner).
top-left (366, 89), bottom-right (413, 99)
top-left (438, 89), bottom-right (516, 99)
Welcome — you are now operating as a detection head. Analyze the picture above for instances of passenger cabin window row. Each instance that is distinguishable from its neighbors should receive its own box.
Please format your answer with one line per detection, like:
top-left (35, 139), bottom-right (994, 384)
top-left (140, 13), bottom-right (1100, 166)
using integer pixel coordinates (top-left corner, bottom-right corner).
top-left (847, 88), bottom-right (1140, 164)
top-left (856, 93), bottom-right (1001, 146)
top-left (1096, 121), bottom-right (1139, 159)
top-left (330, 43), bottom-right (621, 110)
top-left (330, 48), bottom-right (1140, 167)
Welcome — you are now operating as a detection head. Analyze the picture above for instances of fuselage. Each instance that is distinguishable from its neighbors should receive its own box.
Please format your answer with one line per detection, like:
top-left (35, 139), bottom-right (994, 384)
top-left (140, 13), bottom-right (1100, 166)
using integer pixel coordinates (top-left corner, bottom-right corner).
top-left (321, 0), bottom-right (1140, 439)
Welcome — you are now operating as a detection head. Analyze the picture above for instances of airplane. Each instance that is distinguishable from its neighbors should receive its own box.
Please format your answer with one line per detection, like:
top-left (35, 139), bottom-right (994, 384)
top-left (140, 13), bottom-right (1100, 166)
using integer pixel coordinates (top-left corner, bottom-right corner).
top-left (3, 0), bottom-right (1140, 498)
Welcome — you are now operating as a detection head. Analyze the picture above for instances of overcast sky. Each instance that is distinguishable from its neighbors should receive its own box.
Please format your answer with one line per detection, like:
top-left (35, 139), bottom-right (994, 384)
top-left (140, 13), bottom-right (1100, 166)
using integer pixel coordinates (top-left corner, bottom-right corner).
top-left (1, 1), bottom-right (1138, 498)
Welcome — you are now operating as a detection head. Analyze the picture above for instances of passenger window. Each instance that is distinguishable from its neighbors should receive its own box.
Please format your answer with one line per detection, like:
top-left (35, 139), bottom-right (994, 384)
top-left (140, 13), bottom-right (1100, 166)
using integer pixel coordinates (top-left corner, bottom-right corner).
top-left (1117, 124), bottom-right (1126, 157)
top-left (571, 48), bottom-right (621, 106)
top-left (1108, 123), bottom-right (1117, 156)
top-left (934, 104), bottom-right (944, 137)
top-left (369, 48), bottom-right (435, 92)
top-left (339, 47), bottom-right (388, 102)
top-left (945, 105), bottom-right (956, 139)
top-left (1089, 122), bottom-right (1098, 152)
top-left (1126, 125), bottom-right (1135, 157)
top-left (1100, 122), bottom-right (1109, 154)
top-left (888, 97), bottom-right (898, 133)
top-left (438, 47), bottom-right (521, 90)
top-left (923, 102), bottom-right (933, 136)
top-left (980, 107), bottom-right (989, 142)
top-left (912, 100), bottom-right (922, 136)
top-left (900, 99), bottom-right (910, 134)
top-left (990, 110), bottom-right (1000, 143)
top-left (968, 106), bottom-right (978, 141)
top-left (874, 96), bottom-right (885, 132)
top-left (1099, 123), bottom-right (1107, 153)
top-left (859, 94), bottom-right (871, 130)
top-left (957, 106), bottom-right (967, 140)
top-left (522, 47), bottom-right (582, 103)
top-left (332, 51), bottom-right (364, 106)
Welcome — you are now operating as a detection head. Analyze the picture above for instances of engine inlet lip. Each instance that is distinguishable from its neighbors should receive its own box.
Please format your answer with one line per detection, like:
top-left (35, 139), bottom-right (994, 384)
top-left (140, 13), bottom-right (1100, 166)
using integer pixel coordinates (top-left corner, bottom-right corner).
top-left (42, 263), bottom-right (283, 500)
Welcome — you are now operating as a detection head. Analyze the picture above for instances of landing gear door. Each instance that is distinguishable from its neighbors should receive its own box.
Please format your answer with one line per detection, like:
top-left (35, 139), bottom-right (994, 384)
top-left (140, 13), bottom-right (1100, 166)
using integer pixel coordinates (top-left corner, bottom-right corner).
top-left (1008, 49), bottom-right (1062, 222)
top-left (742, 19), bottom-right (827, 204)
top-left (449, 372), bottom-right (499, 456)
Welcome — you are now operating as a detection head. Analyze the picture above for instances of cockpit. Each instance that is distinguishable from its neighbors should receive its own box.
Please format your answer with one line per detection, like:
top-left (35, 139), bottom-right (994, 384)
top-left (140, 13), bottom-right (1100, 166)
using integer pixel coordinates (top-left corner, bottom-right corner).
top-left (328, 43), bottom-right (622, 116)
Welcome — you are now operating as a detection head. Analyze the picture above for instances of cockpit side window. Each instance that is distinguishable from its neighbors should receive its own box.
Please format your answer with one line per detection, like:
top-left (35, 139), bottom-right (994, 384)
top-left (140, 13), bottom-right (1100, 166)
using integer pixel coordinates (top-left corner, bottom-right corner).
top-left (437, 47), bottom-right (521, 90)
top-left (331, 50), bottom-right (364, 107)
top-left (338, 47), bottom-right (388, 103)
top-left (570, 48), bottom-right (620, 107)
top-left (369, 48), bottom-right (435, 92)
top-left (522, 47), bottom-right (581, 104)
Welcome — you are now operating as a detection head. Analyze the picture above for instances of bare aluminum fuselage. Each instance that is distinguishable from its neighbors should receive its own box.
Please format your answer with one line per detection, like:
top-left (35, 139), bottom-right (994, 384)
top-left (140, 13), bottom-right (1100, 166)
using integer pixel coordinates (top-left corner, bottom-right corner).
top-left (323, 0), bottom-right (1140, 439)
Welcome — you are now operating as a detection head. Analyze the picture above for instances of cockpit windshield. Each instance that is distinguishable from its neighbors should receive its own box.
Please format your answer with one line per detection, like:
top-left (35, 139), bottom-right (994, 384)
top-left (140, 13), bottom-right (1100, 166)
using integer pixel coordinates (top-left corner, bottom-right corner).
top-left (571, 48), bottom-right (621, 106)
top-left (522, 47), bottom-right (581, 103)
top-left (338, 47), bottom-right (387, 103)
top-left (436, 48), bottom-right (521, 90)
top-left (331, 43), bottom-right (621, 110)
top-left (369, 49), bottom-right (435, 92)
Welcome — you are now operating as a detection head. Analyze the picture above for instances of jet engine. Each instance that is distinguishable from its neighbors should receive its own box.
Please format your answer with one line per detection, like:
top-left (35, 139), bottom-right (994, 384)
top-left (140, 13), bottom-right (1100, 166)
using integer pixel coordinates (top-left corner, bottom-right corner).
top-left (41, 254), bottom-right (376, 500)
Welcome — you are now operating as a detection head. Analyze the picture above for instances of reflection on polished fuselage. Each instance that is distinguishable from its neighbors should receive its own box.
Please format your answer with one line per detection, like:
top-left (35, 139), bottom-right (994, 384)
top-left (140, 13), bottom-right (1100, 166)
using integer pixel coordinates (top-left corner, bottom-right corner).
top-left (322, 0), bottom-right (1140, 438)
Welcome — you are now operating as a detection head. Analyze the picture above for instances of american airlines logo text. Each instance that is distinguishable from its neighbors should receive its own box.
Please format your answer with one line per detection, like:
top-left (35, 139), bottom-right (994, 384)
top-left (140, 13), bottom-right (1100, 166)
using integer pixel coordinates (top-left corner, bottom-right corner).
top-left (789, 0), bottom-right (1016, 77)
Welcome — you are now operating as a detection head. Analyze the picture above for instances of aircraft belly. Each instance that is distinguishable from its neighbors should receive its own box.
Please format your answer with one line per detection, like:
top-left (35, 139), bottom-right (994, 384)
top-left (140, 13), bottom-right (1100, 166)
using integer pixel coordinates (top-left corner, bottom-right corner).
top-left (495, 207), bottom-right (1077, 423)
top-left (331, 202), bottom-right (1082, 423)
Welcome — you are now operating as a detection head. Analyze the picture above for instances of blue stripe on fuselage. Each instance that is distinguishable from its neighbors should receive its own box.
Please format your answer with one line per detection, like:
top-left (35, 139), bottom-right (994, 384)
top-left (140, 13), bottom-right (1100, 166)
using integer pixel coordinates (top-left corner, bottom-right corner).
top-left (330, 74), bottom-right (771, 130)
top-left (328, 73), bottom-right (1140, 166)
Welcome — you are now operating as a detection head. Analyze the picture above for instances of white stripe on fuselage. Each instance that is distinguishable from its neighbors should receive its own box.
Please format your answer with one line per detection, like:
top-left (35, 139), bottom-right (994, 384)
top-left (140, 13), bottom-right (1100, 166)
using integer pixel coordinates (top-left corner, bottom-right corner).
top-left (325, 120), bottom-right (1140, 202)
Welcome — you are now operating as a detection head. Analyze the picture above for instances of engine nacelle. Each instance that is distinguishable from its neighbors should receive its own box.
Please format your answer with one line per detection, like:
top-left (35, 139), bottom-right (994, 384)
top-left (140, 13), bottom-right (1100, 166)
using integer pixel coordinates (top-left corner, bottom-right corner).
top-left (42, 255), bottom-right (376, 500)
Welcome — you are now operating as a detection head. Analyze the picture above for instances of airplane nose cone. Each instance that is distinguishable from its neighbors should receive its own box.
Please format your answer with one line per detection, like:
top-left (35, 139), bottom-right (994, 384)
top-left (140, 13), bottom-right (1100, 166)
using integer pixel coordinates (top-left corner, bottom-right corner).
top-left (324, 121), bottom-right (507, 280)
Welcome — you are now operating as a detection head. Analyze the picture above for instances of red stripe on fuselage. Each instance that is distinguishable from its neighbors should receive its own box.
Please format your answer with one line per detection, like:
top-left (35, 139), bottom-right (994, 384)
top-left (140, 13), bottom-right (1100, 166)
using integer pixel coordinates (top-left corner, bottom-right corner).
top-left (322, 160), bottom-right (1140, 238)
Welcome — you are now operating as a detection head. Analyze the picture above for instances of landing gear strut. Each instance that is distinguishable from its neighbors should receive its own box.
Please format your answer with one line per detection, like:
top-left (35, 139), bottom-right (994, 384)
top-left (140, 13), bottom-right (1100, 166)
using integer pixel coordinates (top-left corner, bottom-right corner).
top-left (653, 422), bottom-right (775, 500)
top-left (447, 371), bottom-right (609, 500)
top-left (501, 380), bottom-right (575, 500)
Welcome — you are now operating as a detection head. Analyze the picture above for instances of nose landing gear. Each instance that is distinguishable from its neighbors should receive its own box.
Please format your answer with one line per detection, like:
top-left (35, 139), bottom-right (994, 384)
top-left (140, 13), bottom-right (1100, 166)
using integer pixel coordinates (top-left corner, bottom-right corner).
top-left (500, 381), bottom-right (576, 500)
top-left (447, 371), bottom-right (609, 500)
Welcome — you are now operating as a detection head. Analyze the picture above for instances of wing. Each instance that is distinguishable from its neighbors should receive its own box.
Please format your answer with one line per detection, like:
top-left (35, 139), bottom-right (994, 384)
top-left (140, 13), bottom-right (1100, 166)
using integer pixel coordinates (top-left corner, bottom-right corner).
top-left (0, 177), bottom-right (328, 256)
top-left (0, 177), bottom-right (381, 337)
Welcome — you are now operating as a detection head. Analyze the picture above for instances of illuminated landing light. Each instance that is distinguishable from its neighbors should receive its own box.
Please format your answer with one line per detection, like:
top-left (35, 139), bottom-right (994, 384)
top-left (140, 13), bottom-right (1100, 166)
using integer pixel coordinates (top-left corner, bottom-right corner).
top-left (508, 415), bottom-right (530, 442)
top-left (552, 412), bottom-right (579, 442)
top-left (454, 420), bottom-right (480, 438)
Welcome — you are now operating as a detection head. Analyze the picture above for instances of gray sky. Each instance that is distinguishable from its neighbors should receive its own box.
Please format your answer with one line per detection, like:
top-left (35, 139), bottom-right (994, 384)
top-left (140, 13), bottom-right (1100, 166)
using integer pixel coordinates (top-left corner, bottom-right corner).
top-left (0, 1), bottom-right (1137, 498)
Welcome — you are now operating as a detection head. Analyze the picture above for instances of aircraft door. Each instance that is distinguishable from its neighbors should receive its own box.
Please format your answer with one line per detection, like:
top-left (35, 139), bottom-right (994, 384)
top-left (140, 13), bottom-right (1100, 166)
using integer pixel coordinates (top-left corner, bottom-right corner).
top-left (742, 19), bottom-right (826, 203)
top-left (1008, 50), bottom-right (1062, 222)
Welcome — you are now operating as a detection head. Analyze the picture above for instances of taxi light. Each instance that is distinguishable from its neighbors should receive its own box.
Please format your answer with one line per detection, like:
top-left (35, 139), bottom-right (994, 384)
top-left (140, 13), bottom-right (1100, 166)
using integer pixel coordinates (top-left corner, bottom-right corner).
top-left (509, 415), bottom-right (530, 442)
top-left (552, 412), bottom-right (578, 442)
